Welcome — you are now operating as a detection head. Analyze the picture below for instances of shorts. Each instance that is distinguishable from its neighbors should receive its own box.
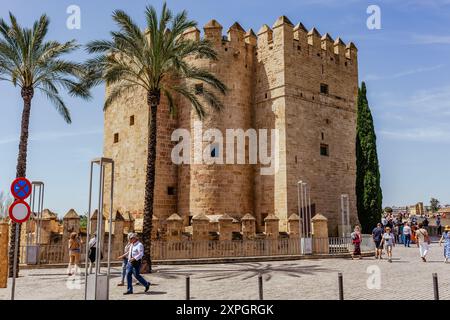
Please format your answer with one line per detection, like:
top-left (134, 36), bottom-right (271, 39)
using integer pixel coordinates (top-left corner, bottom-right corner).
top-left (69, 252), bottom-right (80, 264)
top-left (375, 240), bottom-right (383, 249)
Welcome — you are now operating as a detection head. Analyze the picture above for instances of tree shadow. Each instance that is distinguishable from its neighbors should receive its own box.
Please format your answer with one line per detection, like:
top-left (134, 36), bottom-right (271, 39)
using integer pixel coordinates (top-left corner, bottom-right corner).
top-left (151, 262), bottom-right (334, 282)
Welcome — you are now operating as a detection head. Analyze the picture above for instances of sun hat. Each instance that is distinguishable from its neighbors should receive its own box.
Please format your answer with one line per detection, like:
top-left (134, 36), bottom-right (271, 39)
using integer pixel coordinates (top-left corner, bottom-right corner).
top-left (129, 233), bottom-right (138, 239)
top-left (444, 225), bottom-right (450, 232)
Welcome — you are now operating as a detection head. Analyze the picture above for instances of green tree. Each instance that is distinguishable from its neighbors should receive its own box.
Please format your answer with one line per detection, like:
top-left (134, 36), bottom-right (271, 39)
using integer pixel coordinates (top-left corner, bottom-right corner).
top-left (356, 82), bottom-right (382, 232)
top-left (85, 3), bottom-right (226, 272)
top-left (79, 215), bottom-right (87, 229)
top-left (430, 198), bottom-right (440, 213)
top-left (0, 13), bottom-right (90, 277)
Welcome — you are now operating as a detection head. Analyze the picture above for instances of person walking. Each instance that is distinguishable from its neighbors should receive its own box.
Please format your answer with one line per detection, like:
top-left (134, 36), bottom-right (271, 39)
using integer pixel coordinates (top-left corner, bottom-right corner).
top-left (372, 223), bottom-right (384, 259)
top-left (398, 222), bottom-right (404, 244)
top-left (439, 225), bottom-right (450, 263)
top-left (415, 223), bottom-right (430, 262)
top-left (351, 225), bottom-right (362, 260)
top-left (393, 224), bottom-right (399, 244)
top-left (124, 233), bottom-right (150, 295)
top-left (381, 227), bottom-right (395, 263)
top-left (403, 222), bottom-right (411, 247)
top-left (381, 216), bottom-right (388, 229)
top-left (117, 233), bottom-right (133, 286)
top-left (67, 232), bottom-right (82, 276)
top-left (88, 234), bottom-right (103, 274)
top-left (436, 215), bottom-right (442, 236)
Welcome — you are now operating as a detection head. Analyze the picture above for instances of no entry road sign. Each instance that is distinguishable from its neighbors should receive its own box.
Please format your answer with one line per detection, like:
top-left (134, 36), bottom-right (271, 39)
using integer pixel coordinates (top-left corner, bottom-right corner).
top-left (11, 177), bottom-right (32, 200)
top-left (8, 200), bottom-right (31, 224)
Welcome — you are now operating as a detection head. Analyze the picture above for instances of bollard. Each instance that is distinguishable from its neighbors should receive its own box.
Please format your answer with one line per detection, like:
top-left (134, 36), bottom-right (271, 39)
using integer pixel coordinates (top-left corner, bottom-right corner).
top-left (338, 273), bottom-right (344, 300)
top-left (258, 274), bottom-right (263, 300)
top-left (186, 276), bottom-right (190, 300)
top-left (433, 273), bottom-right (439, 300)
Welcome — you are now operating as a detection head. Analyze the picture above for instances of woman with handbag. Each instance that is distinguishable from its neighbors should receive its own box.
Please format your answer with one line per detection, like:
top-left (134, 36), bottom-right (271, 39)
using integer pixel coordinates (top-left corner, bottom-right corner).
top-left (415, 223), bottom-right (430, 262)
top-left (351, 225), bottom-right (362, 260)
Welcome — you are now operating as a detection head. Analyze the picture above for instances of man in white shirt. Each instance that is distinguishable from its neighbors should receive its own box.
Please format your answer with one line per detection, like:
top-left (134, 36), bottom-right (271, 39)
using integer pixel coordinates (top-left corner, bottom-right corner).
top-left (124, 233), bottom-right (150, 295)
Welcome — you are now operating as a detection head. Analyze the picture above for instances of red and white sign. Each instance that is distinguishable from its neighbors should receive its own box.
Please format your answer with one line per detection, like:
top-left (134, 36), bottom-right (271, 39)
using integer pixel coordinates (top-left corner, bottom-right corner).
top-left (9, 200), bottom-right (31, 224)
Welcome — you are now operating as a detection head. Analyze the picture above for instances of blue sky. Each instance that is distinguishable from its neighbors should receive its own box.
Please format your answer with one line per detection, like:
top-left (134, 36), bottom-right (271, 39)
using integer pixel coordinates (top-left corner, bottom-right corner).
top-left (1, 0), bottom-right (450, 216)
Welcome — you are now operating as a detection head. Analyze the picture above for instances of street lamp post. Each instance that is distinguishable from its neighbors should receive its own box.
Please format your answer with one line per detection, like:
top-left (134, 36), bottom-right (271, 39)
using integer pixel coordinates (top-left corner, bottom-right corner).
top-left (298, 180), bottom-right (312, 254)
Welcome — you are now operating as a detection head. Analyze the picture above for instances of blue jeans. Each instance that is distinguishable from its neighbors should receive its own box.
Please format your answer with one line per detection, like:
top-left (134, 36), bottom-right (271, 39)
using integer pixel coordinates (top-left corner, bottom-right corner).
top-left (404, 235), bottom-right (411, 247)
top-left (126, 260), bottom-right (149, 293)
top-left (121, 258), bottom-right (128, 282)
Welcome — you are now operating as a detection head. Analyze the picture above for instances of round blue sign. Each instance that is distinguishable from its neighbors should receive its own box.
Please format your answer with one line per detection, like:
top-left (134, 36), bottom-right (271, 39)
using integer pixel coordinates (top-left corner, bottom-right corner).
top-left (10, 177), bottom-right (32, 200)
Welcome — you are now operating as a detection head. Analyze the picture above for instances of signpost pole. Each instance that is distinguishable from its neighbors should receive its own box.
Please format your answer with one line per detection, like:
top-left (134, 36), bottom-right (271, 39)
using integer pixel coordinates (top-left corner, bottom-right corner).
top-left (84, 162), bottom-right (94, 300)
top-left (106, 162), bottom-right (114, 300)
top-left (11, 223), bottom-right (19, 300)
top-left (8, 177), bottom-right (33, 300)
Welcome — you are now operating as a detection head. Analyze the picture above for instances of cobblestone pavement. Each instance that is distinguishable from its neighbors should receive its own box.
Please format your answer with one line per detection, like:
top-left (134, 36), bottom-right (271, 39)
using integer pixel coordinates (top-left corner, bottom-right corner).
top-left (1, 243), bottom-right (449, 300)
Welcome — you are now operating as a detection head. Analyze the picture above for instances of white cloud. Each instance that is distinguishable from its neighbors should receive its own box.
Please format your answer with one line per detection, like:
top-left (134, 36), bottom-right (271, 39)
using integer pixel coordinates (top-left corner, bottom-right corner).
top-left (380, 128), bottom-right (450, 142)
top-left (365, 65), bottom-right (444, 81)
top-left (411, 34), bottom-right (450, 44)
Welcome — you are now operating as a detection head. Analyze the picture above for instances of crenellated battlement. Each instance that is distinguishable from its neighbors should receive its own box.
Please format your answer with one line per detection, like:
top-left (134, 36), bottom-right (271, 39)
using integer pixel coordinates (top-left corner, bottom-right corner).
top-left (182, 16), bottom-right (357, 62)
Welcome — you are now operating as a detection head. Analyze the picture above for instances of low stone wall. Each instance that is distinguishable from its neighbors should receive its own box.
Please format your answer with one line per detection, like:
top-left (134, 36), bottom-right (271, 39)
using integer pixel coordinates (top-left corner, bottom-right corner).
top-left (0, 222), bottom-right (9, 288)
top-left (18, 235), bottom-right (374, 266)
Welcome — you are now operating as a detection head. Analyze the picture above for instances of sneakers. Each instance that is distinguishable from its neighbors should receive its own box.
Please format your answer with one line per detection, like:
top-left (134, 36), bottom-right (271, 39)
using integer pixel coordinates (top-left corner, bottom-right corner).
top-left (421, 257), bottom-right (427, 262)
top-left (145, 283), bottom-right (150, 293)
top-left (388, 258), bottom-right (392, 263)
top-left (117, 282), bottom-right (124, 287)
top-left (123, 291), bottom-right (133, 295)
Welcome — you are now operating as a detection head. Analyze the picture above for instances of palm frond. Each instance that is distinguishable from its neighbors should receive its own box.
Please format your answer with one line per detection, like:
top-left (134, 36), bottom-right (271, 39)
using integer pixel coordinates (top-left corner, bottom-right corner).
top-left (85, 2), bottom-right (226, 119)
top-left (37, 86), bottom-right (72, 123)
top-left (104, 82), bottom-right (137, 110)
top-left (172, 85), bottom-right (206, 119)
top-left (0, 13), bottom-right (90, 123)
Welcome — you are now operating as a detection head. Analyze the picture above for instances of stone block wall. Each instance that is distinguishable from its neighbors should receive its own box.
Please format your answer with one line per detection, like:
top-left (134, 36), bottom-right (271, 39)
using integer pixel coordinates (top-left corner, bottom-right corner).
top-left (101, 16), bottom-right (359, 237)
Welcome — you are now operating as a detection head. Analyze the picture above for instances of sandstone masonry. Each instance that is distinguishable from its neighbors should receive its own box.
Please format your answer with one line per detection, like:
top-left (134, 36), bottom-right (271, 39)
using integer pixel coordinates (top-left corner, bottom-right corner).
top-left (103, 16), bottom-right (359, 236)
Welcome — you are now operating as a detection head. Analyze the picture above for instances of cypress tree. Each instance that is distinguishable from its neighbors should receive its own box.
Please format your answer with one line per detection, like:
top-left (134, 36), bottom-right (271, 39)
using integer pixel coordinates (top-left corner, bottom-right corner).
top-left (356, 82), bottom-right (383, 232)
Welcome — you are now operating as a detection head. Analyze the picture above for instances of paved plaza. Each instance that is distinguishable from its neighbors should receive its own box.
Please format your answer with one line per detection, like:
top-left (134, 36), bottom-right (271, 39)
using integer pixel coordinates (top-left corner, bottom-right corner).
top-left (1, 243), bottom-right (449, 300)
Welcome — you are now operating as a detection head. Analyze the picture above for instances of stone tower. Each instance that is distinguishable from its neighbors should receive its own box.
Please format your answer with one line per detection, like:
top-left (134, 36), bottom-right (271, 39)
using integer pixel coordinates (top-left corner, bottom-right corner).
top-left (102, 16), bottom-right (359, 236)
top-left (177, 21), bottom-right (255, 224)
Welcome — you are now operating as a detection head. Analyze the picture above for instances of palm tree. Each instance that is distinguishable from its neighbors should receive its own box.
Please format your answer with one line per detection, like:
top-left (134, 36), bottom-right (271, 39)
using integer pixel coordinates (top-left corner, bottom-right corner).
top-left (0, 13), bottom-right (90, 277)
top-left (85, 3), bottom-right (226, 273)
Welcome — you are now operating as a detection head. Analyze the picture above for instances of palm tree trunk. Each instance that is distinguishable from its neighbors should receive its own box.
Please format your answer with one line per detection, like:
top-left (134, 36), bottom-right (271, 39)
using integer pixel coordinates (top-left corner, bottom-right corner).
top-left (8, 86), bottom-right (33, 278)
top-left (141, 90), bottom-right (160, 274)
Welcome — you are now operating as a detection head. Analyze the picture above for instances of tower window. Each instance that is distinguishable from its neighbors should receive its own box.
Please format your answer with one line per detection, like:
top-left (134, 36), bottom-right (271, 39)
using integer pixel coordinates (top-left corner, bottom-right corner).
top-left (130, 115), bottom-right (135, 126)
top-left (114, 133), bottom-right (119, 143)
top-left (321, 65), bottom-right (324, 74)
top-left (210, 144), bottom-right (220, 158)
top-left (321, 132), bottom-right (325, 140)
top-left (320, 83), bottom-right (329, 95)
top-left (320, 144), bottom-right (329, 157)
top-left (195, 83), bottom-right (203, 95)
top-left (167, 186), bottom-right (176, 196)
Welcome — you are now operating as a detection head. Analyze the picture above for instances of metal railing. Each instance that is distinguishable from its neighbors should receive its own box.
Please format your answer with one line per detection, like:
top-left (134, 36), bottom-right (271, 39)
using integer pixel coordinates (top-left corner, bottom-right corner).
top-left (18, 235), bottom-right (374, 265)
